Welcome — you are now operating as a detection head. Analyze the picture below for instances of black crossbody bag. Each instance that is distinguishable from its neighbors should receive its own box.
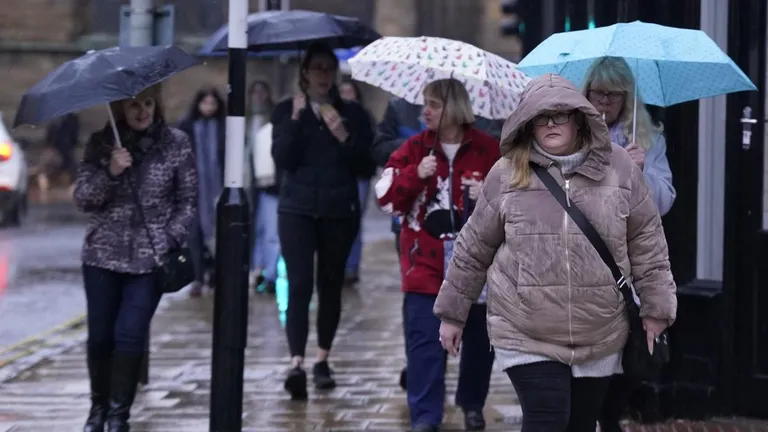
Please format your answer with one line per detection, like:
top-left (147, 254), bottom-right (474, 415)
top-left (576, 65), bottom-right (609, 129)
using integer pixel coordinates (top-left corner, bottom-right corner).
top-left (129, 172), bottom-right (195, 294)
top-left (531, 162), bottom-right (670, 381)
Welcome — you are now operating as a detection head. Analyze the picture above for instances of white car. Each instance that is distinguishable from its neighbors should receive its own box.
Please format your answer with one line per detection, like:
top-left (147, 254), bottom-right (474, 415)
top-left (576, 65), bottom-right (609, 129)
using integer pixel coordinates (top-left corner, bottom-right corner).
top-left (0, 116), bottom-right (28, 227)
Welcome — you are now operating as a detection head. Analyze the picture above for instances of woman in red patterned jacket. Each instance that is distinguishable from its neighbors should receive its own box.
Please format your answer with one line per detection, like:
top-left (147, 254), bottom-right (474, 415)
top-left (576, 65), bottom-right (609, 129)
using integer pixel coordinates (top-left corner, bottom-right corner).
top-left (375, 78), bottom-right (501, 432)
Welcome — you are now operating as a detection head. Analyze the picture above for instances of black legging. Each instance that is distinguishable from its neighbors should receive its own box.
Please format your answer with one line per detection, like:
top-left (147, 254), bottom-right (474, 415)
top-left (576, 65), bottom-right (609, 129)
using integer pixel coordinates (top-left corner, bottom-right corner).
top-left (278, 212), bottom-right (360, 357)
top-left (598, 374), bottom-right (638, 432)
top-left (506, 361), bottom-right (611, 432)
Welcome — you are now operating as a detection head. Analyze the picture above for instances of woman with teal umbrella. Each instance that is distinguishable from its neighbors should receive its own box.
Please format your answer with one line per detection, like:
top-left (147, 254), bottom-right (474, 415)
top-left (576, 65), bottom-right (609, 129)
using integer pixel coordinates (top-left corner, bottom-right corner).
top-left (582, 56), bottom-right (677, 432)
top-left (583, 56), bottom-right (676, 216)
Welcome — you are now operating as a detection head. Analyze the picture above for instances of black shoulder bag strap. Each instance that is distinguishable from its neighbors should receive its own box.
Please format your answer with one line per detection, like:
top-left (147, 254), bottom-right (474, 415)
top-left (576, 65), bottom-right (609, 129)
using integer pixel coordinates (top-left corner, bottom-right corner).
top-left (529, 162), bottom-right (634, 306)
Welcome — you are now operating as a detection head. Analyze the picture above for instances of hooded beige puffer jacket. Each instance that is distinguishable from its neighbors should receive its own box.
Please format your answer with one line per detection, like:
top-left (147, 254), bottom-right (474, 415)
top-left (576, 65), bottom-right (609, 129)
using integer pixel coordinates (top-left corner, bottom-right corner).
top-left (433, 74), bottom-right (677, 366)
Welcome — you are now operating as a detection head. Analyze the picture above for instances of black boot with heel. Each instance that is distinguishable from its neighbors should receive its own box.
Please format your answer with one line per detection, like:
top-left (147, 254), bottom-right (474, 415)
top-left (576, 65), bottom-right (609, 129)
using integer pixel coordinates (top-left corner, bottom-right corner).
top-left (105, 353), bottom-right (143, 432)
top-left (83, 350), bottom-right (111, 432)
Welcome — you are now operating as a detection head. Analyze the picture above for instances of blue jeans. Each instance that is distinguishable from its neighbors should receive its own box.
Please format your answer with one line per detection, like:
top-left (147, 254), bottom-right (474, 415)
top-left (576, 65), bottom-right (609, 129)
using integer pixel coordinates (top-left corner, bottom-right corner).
top-left (405, 293), bottom-right (494, 427)
top-left (188, 217), bottom-right (206, 284)
top-left (252, 192), bottom-right (280, 282)
top-left (82, 265), bottom-right (162, 356)
top-left (345, 179), bottom-right (370, 276)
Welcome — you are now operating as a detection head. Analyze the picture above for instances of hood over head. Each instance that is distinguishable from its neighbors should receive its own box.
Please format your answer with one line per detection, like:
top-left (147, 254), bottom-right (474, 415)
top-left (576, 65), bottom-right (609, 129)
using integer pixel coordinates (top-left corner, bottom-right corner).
top-left (500, 74), bottom-right (612, 179)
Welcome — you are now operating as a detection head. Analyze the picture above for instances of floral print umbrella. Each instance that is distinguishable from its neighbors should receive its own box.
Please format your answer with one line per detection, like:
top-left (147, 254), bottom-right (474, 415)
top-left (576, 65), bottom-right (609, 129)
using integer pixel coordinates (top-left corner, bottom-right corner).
top-left (348, 36), bottom-right (530, 119)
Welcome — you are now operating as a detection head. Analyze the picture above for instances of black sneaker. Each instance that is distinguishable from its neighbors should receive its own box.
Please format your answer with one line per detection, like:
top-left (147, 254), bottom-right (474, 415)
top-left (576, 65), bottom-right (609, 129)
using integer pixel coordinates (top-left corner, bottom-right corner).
top-left (464, 410), bottom-right (486, 431)
top-left (284, 366), bottom-right (308, 401)
top-left (399, 367), bottom-right (407, 390)
top-left (312, 361), bottom-right (336, 390)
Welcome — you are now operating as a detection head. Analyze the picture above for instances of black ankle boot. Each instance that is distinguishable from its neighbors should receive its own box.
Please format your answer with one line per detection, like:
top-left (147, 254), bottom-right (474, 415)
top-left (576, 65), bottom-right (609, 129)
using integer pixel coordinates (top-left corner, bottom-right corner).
top-left (105, 353), bottom-right (143, 432)
top-left (83, 350), bottom-right (111, 432)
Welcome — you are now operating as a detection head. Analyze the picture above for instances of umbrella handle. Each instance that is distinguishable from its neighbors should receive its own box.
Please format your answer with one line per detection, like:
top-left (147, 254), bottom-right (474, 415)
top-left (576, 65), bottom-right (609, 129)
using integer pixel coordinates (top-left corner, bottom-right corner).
top-left (105, 104), bottom-right (123, 148)
top-left (632, 80), bottom-right (638, 145)
top-left (631, 60), bottom-right (638, 145)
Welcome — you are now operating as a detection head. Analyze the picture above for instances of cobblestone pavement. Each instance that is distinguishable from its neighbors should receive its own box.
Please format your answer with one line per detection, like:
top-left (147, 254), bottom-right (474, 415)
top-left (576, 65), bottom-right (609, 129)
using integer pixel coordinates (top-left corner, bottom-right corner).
top-left (0, 240), bottom-right (523, 432)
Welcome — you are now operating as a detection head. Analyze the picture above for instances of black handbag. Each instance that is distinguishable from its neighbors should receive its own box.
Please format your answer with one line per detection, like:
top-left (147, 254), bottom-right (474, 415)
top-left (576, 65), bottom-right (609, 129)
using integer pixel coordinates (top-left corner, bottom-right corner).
top-left (531, 162), bottom-right (670, 381)
top-left (129, 174), bottom-right (195, 294)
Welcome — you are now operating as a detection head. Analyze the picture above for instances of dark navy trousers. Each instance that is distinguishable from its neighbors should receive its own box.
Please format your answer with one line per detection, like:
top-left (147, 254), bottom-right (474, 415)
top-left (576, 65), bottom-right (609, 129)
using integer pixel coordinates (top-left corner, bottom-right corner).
top-left (405, 292), bottom-right (495, 427)
top-left (83, 265), bottom-right (162, 356)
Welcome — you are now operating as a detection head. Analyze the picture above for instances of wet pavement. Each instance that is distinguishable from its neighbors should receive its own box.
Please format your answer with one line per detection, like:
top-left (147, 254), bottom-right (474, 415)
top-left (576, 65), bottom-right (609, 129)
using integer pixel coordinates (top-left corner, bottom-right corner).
top-left (2, 201), bottom-right (766, 431)
top-left (0, 202), bottom-right (87, 351)
top-left (0, 239), bottom-right (523, 431)
top-left (0, 195), bottom-right (393, 353)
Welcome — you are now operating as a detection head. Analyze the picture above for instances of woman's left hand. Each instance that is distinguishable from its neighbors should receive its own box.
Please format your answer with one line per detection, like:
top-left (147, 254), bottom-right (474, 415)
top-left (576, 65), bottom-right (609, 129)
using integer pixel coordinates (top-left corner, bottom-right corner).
top-left (625, 142), bottom-right (645, 169)
top-left (642, 316), bottom-right (668, 355)
top-left (320, 106), bottom-right (349, 143)
top-left (439, 321), bottom-right (463, 356)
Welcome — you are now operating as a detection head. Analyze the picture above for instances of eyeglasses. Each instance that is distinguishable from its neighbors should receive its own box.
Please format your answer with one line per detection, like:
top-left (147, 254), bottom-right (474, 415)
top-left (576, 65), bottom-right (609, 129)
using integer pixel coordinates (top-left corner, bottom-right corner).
top-left (532, 112), bottom-right (572, 127)
top-left (588, 90), bottom-right (624, 103)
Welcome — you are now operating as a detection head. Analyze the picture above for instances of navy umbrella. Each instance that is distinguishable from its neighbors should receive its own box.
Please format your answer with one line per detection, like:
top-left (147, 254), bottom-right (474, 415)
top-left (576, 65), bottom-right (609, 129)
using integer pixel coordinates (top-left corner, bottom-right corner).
top-left (14, 44), bottom-right (202, 128)
top-left (201, 10), bottom-right (380, 53)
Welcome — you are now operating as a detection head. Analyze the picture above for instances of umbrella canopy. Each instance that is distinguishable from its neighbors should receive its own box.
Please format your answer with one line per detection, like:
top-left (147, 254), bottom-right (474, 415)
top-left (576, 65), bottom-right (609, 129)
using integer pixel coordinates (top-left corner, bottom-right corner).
top-left (349, 36), bottom-right (530, 119)
top-left (14, 45), bottom-right (201, 127)
top-left (200, 10), bottom-right (380, 53)
top-left (516, 20), bottom-right (756, 106)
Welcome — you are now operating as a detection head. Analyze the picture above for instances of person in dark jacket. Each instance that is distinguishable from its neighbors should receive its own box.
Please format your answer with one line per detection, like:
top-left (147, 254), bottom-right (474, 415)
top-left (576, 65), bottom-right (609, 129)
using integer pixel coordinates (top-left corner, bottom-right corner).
top-left (372, 96), bottom-right (503, 397)
top-left (46, 112), bottom-right (80, 182)
top-left (178, 87), bottom-right (226, 297)
top-left (338, 77), bottom-right (376, 285)
top-left (74, 84), bottom-right (197, 432)
top-left (247, 79), bottom-right (279, 293)
top-left (272, 42), bottom-right (375, 400)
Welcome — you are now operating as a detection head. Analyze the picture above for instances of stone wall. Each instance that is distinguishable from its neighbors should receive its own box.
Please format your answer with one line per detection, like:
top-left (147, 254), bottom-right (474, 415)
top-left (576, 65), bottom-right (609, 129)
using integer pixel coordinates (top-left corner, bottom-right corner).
top-left (0, 0), bottom-right (88, 43)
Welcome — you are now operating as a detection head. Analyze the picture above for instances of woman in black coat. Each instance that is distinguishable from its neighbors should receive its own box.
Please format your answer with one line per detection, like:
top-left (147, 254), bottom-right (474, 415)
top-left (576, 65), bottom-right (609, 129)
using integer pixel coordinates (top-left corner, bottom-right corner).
top-left (177, 87), bottom-right (226, 296)
top-left (271, 42), bottom-right (374, 400)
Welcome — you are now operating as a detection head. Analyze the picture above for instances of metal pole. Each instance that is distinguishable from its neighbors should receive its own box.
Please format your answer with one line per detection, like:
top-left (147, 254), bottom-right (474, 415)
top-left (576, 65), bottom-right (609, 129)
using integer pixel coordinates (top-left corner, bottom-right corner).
top-left (128, 0), bottom-right (155, 47)
top-left (209, 0), bottom-right (250, 430)
top-left (127, 0), bottom-right (155, 386)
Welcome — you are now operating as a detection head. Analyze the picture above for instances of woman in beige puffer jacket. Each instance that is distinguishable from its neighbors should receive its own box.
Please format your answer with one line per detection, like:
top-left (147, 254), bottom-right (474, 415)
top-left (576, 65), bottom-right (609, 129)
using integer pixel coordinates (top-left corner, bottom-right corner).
top-left (433, 73), bottom-right (677, 432)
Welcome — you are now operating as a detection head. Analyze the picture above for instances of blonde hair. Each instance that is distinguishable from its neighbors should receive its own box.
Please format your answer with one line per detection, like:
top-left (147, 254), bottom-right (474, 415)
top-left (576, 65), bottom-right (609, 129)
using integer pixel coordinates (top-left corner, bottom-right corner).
top-left (582, 57), bottom-right (661, 150)
top-left (109, 84), bottom-right (164, 123)
top-left (508, 111), bottom-right (590, 188)
top-left (422, 78), bottom-right (476, 127)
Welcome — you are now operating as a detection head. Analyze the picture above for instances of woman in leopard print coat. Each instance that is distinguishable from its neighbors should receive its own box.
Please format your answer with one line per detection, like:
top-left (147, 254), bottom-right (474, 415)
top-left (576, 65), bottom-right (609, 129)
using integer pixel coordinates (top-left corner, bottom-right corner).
top-left (73, 85), bottom-right (197, 432)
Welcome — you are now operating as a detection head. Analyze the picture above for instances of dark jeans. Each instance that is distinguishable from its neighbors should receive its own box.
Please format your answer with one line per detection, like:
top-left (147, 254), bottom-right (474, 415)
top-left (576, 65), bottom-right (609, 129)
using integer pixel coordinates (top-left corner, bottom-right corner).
top-left (599, 374), bottom-right (637, 432)
top-left (278, 212), bottom-right (359, 357)
top-left (506, 361), bottom-right (611, 432)
top-left (82, 265), bottom-right (162, 356)
top-left (456, 304), bottom-right (495, 411)
top-left (405, 293), bottom-right (495, 427)
top-left (188, 222), bottom-right (206, 284)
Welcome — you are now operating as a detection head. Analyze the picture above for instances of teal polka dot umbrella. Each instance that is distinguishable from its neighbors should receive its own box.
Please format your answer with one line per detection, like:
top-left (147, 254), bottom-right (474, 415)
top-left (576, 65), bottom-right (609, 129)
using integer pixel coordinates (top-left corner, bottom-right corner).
top-left (516, 20), bottom-right (757, 107)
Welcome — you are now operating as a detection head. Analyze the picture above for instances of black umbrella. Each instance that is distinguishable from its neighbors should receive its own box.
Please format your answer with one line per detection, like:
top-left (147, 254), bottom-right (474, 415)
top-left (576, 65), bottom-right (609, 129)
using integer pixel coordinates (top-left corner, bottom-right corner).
top-left (14, 45), bottom-right (202, 128)
top-left (201, 10), bottom-right (381, 53)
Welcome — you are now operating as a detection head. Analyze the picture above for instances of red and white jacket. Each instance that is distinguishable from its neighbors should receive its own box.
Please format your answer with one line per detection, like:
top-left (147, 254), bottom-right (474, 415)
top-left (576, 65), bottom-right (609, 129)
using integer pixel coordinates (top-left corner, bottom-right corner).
top-left (375, 127), bottom-right (501, 296)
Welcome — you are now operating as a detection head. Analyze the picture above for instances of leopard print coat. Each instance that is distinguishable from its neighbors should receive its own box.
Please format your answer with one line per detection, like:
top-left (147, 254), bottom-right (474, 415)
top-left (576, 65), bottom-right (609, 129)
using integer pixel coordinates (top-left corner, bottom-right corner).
top-left (74, 125), bottom-right (198, 274)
